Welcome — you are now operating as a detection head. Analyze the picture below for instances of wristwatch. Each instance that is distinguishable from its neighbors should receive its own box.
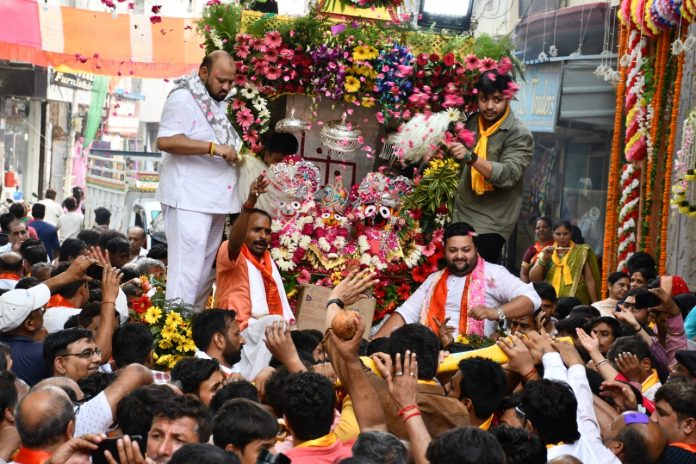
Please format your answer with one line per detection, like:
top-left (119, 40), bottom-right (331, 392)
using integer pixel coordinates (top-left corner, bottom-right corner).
top-left (463, 150), bottom-right (479, 165)
top-left (326, 298), bottom-right (345, 309)
top-left (496, 306), bottom-right (506, 321)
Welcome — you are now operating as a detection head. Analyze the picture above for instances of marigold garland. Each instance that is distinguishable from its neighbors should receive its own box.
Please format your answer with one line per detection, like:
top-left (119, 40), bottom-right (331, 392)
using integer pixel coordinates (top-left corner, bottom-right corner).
top-left (658, 29), bottom-right (686, 274)
top-left (642, 32), bottom-right (670, 254)
top-left (603, 24), bottom-right (629, 296)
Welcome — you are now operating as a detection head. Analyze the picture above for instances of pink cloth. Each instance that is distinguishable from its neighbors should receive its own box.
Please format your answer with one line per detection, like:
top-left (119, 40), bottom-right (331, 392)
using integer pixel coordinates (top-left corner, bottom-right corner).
top-left (71, 138), bottom-right (88, 189)
top-left (282, 439), bottom-right (354, 463)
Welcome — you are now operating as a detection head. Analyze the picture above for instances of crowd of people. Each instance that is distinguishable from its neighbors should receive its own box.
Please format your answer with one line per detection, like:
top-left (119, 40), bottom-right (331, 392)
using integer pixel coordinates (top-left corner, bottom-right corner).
top-left (0, 51), bottom-right (695, 464)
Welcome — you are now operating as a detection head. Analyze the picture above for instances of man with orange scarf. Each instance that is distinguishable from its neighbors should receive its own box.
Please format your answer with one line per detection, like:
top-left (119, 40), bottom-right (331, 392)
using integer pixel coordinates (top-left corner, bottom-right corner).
top-left (374, 222), bottom-right (539, 341)
top-left (448, 70), bottom-right (533, 264)
top-left (215, 174), bottom-right (294, 330)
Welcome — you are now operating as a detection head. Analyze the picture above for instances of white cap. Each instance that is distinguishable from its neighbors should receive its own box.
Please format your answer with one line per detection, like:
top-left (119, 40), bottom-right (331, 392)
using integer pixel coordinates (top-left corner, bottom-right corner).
top-left (0, 284), bottom-right (51, 332)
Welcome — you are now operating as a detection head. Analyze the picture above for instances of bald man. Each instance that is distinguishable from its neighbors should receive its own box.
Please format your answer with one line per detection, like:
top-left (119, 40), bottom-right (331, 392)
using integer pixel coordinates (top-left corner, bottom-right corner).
top-left (13, 386), bottom-right (75, 460)
top-left (604, 411), bottom-right (666, 464)
top-left (127, 226), bottom-right (147, 263)
top-left (0, 251), bottom-right (23, 290)
top-left (547, 457), bottom-right (583, 464)
top-left (156, 50), bottom-right (242, 311)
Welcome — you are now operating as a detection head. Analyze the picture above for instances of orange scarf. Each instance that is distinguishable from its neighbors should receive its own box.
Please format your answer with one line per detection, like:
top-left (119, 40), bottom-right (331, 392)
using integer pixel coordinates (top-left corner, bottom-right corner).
top-left (47, 294), bottom-right (76, 309)
top-left (530, 241), bottom-right (554, 265)
top-left (472, 105), bottom-right (510, 195)
top-left (671, 443), bottom-right (696, 453)
top-left (13, 447), bottom-right (52, 464)
top-left (0, 272), bottom-right (20, 280)
top-left (240, 244), bottom-right (283, 317)
top-left (426, 268), bottom-right (472, 336)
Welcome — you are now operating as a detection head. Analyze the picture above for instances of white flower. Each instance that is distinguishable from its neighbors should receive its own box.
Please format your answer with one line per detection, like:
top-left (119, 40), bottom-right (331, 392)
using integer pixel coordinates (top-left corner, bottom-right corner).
top-left (210, 32), bottom-right (223, 50)
top-left (299, 235), bottom-right (311, 249)
top-left (333, 236), bottom-right (346, 249)
top-left (280, 235), bottom-right (292, 247)
top-left (258, 108), bottom-right (271, 120)
top-left (318, 237), bottom-right (331, 252)
top-left (358, 236), bottom-right (370, 252)
top-left (241, 86), bottom-right (257, 99)
top-left (278, 260), bottom-right (294, 271)
top-left (291, 231), bottom-right (301, 243)
top-left (446, 108), bottom-right (461, 122)
top-left (360, 254), bottom-right (372, 266)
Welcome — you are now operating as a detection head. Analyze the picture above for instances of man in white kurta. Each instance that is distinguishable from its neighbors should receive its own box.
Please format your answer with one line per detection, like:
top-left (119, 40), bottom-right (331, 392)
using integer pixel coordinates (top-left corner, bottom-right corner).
top-left (156, 51), bottom-right (242, 310)
top-left (374, 222), bottom-right (540, 339)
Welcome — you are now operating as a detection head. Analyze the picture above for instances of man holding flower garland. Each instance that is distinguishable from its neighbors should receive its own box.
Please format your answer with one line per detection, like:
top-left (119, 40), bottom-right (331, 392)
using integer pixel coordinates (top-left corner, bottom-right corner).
top-left (448, 70), bottom-right (533, 265)
top-left (156, 50), bottom-right (242, 310)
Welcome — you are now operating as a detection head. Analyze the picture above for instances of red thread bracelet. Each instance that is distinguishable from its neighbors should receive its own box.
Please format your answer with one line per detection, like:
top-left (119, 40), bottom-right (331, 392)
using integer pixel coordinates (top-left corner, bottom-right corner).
top-left (397, 404), bottom-right (419, 417)
top-left (403, 411), bottom-right (422, 423)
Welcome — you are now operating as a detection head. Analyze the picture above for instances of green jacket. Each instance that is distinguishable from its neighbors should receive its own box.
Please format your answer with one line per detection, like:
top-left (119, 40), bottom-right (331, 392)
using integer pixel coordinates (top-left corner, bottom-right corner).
top-left (452, 110), bottom-right (534, 240)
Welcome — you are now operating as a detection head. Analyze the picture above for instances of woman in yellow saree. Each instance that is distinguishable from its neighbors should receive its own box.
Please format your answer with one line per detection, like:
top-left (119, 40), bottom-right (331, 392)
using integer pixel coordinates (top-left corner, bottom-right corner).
top-left (529, 221), bottom-right (600, 304)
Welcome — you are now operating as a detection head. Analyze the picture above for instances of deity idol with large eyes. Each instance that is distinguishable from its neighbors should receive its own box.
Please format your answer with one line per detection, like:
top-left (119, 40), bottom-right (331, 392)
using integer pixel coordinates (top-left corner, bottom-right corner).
top-left (268, 160), bottom-right (321, 271)
top-left (347, 172), bottom-right (422, 270)
top-left (307, 172), bottom-right (356, 271)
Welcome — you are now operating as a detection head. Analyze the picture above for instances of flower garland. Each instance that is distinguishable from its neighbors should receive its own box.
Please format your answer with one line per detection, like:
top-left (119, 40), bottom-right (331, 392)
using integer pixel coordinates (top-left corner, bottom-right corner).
top-left (642, 32), bottom-right (670, 253)
top-left (337, 0), bottom-right (403, 8)
top-left (617, 164), bottom-right (642, 271)
top-left (671, 109), bottom-right (696, 215)
top-left (658, 29), bottom-right (686, 274)
top-left (228, 83), bottom-right (270, 153)
top-left (603, 23), bottom-right (628, 296)
top-left (623, 29), bottom-right (649, 162)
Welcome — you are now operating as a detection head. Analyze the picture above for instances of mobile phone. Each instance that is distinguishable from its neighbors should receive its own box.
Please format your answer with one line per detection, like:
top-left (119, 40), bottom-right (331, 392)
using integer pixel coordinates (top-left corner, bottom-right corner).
top-left (91, 435), bottom-right (145, 464)
top-left (635, 292), bottom-right (661, 310)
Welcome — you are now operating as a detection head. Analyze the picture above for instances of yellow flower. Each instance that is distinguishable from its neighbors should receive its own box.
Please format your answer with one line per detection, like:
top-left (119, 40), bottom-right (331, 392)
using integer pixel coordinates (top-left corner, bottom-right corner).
top-left (156, 354), bottom-right (174, 368)
top-left (143, 306), bottom-right (162, 324)
top-left (158, 338), bottom-right (173, 350)
top-left (177, 338), bottom-right (196, 353)
top-left (344, 94), bottom-right (357, 104)
top-left (361, 96), bottom-right (375, 108)
top-left (287, 288), bottom-right (298, 299)
top-left (165, 311), bottom-right (184, 326)
top-left (353, 45), bottom-right (378, 61)
top-left (344, 76), bottom-right (360, 93)
top-left (161, 324), bottom-right (178, 341)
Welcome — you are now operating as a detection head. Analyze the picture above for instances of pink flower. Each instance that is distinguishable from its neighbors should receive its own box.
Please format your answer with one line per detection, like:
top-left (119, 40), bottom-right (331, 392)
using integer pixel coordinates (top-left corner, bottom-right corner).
top-left (297, 269), bottom-right (311, 285)
top-left (231, 99), bottom-right (246, 110)
top-left (396, 65), bottom-right (413, 77)
top-left (265, 48), bottom-right (279, 63)
top-left (235, 44), bottom-right (251, 59)
top-left (442, 93), bottom-right (464, 108)
top-left (234, 74), bottom-right (247, 86)
top-left (252, 38), bottom-right (267, 52)
top-left (479, 57), bottom-right (497, 72)
top-left (497, 56), bottom-right (513, 74)
top-left (464, 54), bottom-right (480, 71)
top-left (236, 109), bottom-right (254, 128)
top-left (263, 31), bottom-right (282, 49)
top-left (376, 112), bottom-right (385, 124)
top-left (502, 81), bottom-right (520, 99)
top-left (266, 65), bottom-right (281, 80)
top-left (408, 90), bottom-right (430, 107)
top-left (279, 48), bottom-right (295, 60)
top-left (457, 128), bottom-right (475, 147)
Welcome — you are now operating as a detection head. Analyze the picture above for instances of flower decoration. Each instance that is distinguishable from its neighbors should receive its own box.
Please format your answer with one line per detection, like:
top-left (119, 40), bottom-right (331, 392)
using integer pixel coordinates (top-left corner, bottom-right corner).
top-left (373, 43), bottom-right (415, 122)
top-left (310, 44), bottom-right (349, 101)
top-left (227, 83), bottom-right (270, 153)
top-left (337, 0), bottom-right (403, 8)
top-left (137, 276), bottom-right (196, 369)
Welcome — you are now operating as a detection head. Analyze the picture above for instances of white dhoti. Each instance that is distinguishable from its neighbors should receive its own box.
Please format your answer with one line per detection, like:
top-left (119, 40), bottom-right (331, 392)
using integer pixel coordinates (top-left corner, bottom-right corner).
top-left (163, 205), bottom-right (226, 310)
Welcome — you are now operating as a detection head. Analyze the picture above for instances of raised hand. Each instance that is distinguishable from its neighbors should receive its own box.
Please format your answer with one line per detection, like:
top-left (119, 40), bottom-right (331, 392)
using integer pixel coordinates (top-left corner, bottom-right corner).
top-left (374, 351), bottom-right (419, 409)
top-left (576, 328), bottom-right (600, 356)
top-left (497, 335), bottom-right (535, 376)
top-left (432, 316), bottom-right (455, 348)
top-left (329, 269), bottom-right (379, 307)
top-left (614, 352), bottom-right (642, 383)
top-left (600, 380), bottom-right (638, 413)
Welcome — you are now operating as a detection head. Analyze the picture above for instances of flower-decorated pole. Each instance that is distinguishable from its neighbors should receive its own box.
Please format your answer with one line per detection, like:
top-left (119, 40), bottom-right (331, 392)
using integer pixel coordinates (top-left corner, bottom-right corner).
top-left (602, 24), bottom-right (629, 296)
top-left (658, 29), bottom-right (687, 274)
top-left (617, 163), bottom-right (642, 271)
top-left (642, 31), bottom-right (670, 254)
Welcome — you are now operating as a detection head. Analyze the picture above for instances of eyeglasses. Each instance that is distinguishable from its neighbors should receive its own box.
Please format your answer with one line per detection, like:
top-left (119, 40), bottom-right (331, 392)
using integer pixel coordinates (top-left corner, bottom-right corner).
top-left (60, 348), bottom-right (102, 359)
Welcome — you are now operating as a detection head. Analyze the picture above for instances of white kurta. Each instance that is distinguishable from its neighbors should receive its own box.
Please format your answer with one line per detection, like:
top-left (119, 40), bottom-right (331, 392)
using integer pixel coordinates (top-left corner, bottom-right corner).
top-left (395, 262), bottom-right (541, 337)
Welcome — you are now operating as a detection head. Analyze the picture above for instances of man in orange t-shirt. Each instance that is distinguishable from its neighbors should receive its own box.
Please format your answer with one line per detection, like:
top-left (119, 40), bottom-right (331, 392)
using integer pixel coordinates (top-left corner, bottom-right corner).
top-left (215, 174), bottom-right (294, 330)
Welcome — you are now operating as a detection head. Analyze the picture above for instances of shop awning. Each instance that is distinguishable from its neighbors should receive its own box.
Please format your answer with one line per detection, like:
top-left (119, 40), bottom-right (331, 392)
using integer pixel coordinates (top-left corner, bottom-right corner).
top-left (0, 0), bottom-right (204, 78)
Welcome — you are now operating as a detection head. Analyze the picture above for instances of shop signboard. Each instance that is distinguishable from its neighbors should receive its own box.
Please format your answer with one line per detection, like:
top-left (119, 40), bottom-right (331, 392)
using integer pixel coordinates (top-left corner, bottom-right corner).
top-left (510, 62), bottom-right (562, 133)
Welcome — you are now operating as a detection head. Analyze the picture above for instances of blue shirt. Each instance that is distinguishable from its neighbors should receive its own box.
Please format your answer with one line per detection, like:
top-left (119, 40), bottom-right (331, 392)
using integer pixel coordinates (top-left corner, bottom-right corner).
top-left (0, 334), bottom-right (46, 386)
top-left (28, 220), bottom-right (59, 260)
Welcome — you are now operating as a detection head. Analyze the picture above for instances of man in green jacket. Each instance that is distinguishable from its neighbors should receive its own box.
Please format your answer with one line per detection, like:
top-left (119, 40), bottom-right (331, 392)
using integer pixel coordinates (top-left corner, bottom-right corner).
top-left (448, 70), bottom-right (533, 264)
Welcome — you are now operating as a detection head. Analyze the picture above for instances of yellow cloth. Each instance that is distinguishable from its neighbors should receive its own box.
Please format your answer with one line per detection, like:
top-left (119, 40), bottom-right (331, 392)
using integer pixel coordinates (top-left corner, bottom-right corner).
top-left (472, 105), bottom-right (510, 195)
top-left (550, 241), bottom-right (576, 295)
top-left (479, 414), bottom-right (494, 431)
top-left (296, 432), bottom-right (338, 449)
top-left (642, 369), bottom-right (660, 393)
top-left (334, 396), bottom-right (359, 442)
